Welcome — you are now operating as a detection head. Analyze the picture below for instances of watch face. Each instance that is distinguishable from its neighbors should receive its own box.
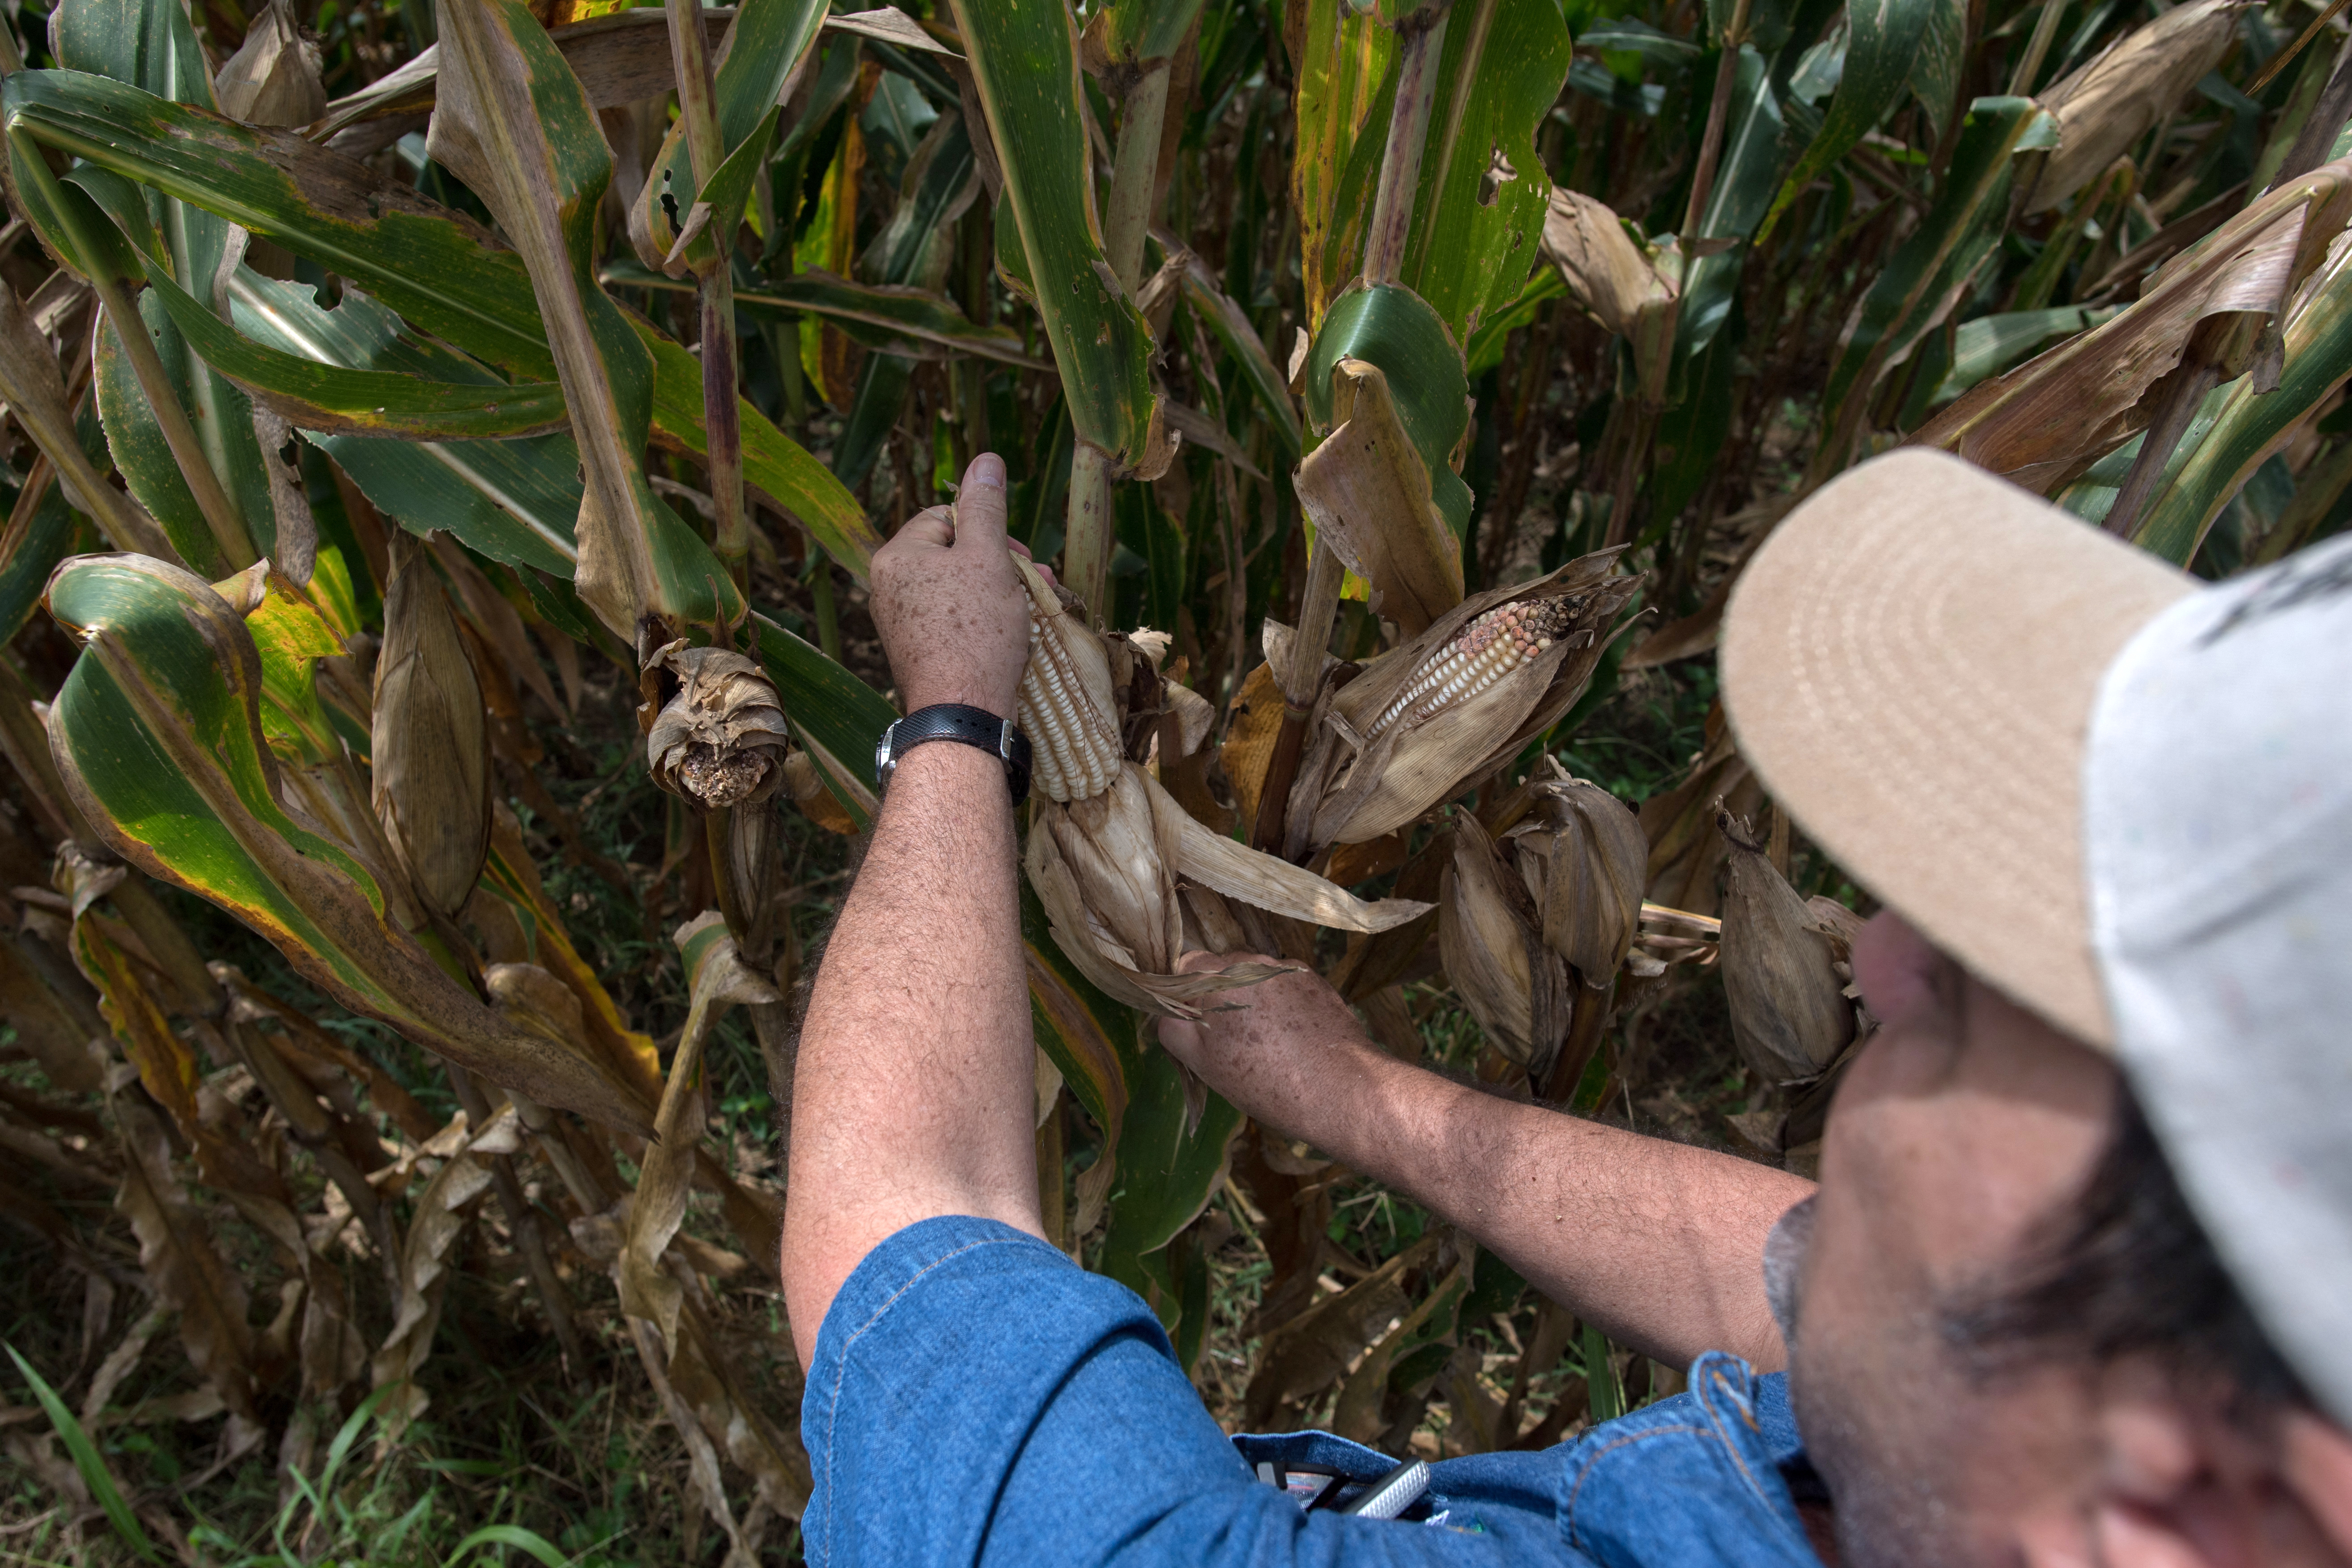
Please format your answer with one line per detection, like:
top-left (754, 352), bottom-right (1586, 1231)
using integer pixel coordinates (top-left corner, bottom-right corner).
top-left (874, 721), bottom-right (895, 783)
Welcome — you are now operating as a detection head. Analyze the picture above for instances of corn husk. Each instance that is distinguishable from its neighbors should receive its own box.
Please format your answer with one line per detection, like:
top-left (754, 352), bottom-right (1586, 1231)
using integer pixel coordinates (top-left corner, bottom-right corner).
top-left (1507, 766), bottom-right (1648, 988)
top-left (1439, 813), bottom-right (1573, 1080)
top-left (644, 642), bottom-right (792, 809)
top-left (371, 534), bottom-right (490, 921)
top-left (1284, 549), bottom-right (1639, 858)
top-left (214, 0), bottom-right (326, 126)
top-left (1541, 190), bottom-right (1681, 408)
top-left (1012, 556), bottom-right (1432, 1017)
top-left (1716, 807), bottom-right (1855, 1084)
top-left (2027, 0), bottom-right (2250, 214)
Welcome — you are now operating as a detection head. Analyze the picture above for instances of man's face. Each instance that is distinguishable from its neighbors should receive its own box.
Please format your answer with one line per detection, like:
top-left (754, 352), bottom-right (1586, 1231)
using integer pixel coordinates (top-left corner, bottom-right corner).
top-left (1789, 910), bottom-right (2118, 1568)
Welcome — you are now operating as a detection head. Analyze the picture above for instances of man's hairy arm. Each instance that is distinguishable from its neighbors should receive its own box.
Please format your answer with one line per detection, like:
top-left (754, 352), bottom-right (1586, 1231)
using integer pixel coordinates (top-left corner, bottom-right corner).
top-left (1162, 962), bottom-right (1812, 1372)
top-left (782, 454), bottom-right (1040, 1369)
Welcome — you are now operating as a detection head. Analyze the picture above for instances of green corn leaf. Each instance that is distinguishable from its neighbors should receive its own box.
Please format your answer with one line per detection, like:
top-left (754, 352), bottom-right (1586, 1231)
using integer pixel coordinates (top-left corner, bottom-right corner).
top-left (4, 70), bottom-right (560, 379)
top-left (1292, 0), bottom-right (1397, 326)
top-left (1095, 1041), bottom-right (1244, 1332)
top-left (0, 475), bottom-right (96, 645)
top-left (1905, 0), bottom-right (1969, 140)
top-left (91, 297), bottom-right (274, 578)
top-left (139, 254), bottom-right (572, 439)
top-left (43, 554), bottom-right (656, 1135)
top-left (429, 0), bottom-right (689, 641)
top-left (609, 262), bottom-right (1041, 368)
top-left (1097, 0), bottom-right (1210, 67)
top-left (1398, 0), bottom-right (1574, 343)
top-left (947, 0), bottom-right (1165, 475)
top-left (214, 561), bottom-right (348, 765)
top-left (633, 0), bottom-right (831, 269)
top-left (2134, 252), bottom-right (2352, 564)
top-left (1177, 261), bottom-right (1302, 457)
top-left (829, 351), bottom-right (914, 492)
top-left (635, 319), bottom-right (882, 579)
top-left (753, 611), bottom-right (894, 829)
top-left (1822, 96), bottom-right (2056, 423)
top-left (1306, 282), bottom-right (1474, 532)
top-left (47, 0), bottom-right (280, 576)
top-left (1677, 46), bottom-right (1785, 360)
top-left (1928, 305), bottom-right (2114, 405)
top-left (1758, 0), bottom-right (1944, 242)
top-left (860, 104), bottom-right (981, 289)
top-left (224, 270), bottom-right (588, 578)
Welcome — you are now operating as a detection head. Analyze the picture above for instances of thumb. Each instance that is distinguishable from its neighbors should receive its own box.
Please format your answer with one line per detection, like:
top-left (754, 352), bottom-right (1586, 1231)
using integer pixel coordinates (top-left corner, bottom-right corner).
top-left (952, 452), bottom-right (1008, 549)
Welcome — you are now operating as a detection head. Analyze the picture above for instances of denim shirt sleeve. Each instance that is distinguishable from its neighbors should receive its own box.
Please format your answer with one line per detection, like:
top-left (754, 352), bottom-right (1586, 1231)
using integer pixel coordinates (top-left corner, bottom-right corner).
top-left (800, 1215), bottom-right (1592, 1568)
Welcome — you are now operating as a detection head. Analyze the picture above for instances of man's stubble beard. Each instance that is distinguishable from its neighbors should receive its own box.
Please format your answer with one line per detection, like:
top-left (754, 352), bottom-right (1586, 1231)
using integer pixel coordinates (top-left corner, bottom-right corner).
top-left (1772, 1194), bottom-right (1985, 1568)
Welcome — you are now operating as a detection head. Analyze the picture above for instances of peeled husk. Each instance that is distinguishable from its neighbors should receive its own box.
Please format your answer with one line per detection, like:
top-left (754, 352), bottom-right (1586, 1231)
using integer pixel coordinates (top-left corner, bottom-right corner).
top-left (644, 642), bottom-right (792, 809)
top-left (1284, 549), bottom-right (1639, 858)
top-left (371, 534), bottom-right (490, 921)
top-left (1716, 808), bottom-right (1856, 1084)
top-left (1013, 557), bottom-right (1431, 1017)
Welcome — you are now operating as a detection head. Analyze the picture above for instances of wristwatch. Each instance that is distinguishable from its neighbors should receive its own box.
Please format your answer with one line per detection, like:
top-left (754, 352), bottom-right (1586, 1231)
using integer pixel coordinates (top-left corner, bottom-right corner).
top-left (875, 703), bottom-right (1033, 804)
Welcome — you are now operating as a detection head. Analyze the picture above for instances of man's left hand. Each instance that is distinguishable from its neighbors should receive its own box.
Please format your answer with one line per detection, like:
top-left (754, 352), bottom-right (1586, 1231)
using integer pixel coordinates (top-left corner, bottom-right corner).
top-left (870, 452), bottom-right (1033, 716)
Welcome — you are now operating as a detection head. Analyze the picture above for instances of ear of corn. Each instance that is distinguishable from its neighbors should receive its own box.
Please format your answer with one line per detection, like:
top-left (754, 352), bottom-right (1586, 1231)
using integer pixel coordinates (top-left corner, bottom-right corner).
top-left (1517, 771), bottom-right (1649, 988)
top-left (1284, 552), bottom-right (1640, 855)
top-left (1012, 554), bottom-right (1124, 803)
top-left (1018, 557), bottom-right (1432, 1016)
top-left (644, 642), bottom-right (793, 809)
top-left (371, 532), bottom-right (490, 922)
top-left (1716, 807), bottom-right (1857, 1084)
top-left (1440, 812), bottom-right (1572, 1082)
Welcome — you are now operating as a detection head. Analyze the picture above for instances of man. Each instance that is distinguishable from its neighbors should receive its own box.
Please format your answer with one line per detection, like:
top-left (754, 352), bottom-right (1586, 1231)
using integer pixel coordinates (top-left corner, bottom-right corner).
top-left (780, 445), bottom-right (2352, 1565)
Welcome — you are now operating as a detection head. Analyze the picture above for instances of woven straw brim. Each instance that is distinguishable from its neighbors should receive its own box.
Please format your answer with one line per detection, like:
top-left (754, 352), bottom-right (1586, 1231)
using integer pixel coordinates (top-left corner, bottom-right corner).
top-left (1719, 449), bottom-right (2196, 1050)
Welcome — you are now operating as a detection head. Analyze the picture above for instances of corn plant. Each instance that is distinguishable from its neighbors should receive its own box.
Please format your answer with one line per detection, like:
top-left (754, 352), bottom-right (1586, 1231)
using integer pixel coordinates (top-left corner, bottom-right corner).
top-left (1, 0), bottom-right (2348, 1547)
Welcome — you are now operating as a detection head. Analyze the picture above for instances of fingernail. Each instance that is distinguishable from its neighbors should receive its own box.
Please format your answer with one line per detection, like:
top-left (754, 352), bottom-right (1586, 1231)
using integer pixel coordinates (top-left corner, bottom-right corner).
top-left (969, 452), bottom-right (1006, 491)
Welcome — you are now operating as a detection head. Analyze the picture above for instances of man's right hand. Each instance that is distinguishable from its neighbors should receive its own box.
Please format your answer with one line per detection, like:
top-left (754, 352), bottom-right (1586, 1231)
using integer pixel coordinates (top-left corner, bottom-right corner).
top-left (1158, 950), bottom-right (1810, 1373)
top-left (869, 451), bottom-right (1032, 717)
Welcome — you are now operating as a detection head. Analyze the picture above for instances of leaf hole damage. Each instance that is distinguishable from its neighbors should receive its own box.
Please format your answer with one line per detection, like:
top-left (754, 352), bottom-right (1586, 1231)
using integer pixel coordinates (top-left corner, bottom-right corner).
top-left (1480, 146), bottom-right (1518, 208)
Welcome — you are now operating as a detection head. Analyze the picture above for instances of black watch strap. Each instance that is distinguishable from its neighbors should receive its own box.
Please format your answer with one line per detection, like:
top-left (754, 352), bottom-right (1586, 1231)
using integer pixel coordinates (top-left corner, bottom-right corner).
top-left (874, 703), bottom-right (1032, 804)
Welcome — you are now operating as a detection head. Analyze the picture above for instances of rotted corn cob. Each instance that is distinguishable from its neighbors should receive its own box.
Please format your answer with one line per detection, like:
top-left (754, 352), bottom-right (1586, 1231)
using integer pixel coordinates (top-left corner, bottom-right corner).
top-left (1368, 597), bottom-right (1578, 740)
top-left (1013, 559), bottom-right (1125, 803)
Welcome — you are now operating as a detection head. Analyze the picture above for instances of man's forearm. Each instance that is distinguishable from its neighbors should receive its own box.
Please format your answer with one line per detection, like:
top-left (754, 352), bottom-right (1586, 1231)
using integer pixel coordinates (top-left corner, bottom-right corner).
top-left (783, 743), bottom-right (1038, 1364)
top-left (1190, 973), bottom-right (1810, 1371)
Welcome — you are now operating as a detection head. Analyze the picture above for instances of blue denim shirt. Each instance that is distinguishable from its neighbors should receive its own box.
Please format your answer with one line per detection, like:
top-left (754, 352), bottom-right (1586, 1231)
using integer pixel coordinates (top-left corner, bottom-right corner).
top-left (802, 1215), bottom-right (1827, 1567)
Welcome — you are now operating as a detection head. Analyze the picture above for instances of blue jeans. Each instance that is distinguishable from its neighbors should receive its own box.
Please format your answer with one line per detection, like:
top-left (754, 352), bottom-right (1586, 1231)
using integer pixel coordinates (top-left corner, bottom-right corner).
top-left (802, 1216), bottom-right (1827, 1566)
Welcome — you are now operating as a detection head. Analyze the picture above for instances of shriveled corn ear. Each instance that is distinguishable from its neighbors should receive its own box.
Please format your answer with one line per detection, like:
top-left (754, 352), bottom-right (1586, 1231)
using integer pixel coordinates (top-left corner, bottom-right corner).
top-left (1017, 560), bottom-right (1432, 1016)
top-left (1716, 806), bottom-right (1857, 1085)
top-left (372, 532), bottom-right (490, 921)
top-left (1507, 764), bottom-right (1649, 987)
top-left (1440, 813), bottom-right (1574, 1083)
top-left (644, 642), bottom-right (792, 809)
top-left (1013, 554), bottom-right (1124, 803)
top-left (1283, 550), bottom-right (1640, 857)
top-left (2026, 0), bottom-right (2251, 214)
top-left (1541, 190), bottom-right (1681, 408)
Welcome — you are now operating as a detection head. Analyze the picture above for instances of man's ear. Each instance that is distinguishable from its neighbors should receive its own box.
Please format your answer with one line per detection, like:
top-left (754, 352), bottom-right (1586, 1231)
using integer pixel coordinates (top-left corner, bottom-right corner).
top-left (2085, 1365), bottom-right (2352, 1568)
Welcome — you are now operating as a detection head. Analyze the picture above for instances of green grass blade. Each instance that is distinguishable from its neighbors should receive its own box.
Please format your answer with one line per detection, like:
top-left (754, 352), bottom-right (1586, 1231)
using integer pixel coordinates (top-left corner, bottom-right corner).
top-left (5, 1343), bottom-right (163, 1565)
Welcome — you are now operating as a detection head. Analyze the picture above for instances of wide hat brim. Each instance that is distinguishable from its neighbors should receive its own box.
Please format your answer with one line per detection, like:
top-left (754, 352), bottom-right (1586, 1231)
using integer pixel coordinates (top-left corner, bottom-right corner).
top-left (1719, 449), bottom-right (2195, 1049)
